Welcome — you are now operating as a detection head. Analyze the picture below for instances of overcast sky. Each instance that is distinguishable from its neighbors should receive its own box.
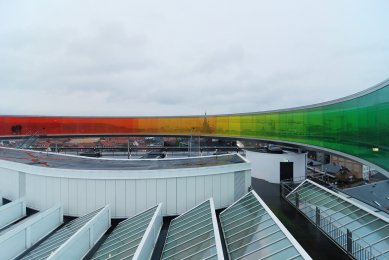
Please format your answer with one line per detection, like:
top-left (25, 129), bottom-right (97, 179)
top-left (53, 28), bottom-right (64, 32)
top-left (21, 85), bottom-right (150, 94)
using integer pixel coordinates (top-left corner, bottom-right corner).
top-left (0, 0), bottom-right (388, 116)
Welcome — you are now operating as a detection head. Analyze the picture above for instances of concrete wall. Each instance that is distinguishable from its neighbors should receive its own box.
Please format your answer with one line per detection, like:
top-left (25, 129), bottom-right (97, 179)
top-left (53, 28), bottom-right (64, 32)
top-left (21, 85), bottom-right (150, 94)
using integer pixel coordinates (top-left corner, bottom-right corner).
top-left (245, 150), bottom-right (306, 183)
top-left (0, 157), bottom-right (251, 218)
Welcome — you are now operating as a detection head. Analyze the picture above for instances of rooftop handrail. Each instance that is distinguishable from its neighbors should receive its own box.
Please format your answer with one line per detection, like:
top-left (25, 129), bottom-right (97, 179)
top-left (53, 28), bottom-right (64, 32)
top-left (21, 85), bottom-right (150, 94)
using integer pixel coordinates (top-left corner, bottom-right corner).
top-left (297, 196), bottom-right (389, 259)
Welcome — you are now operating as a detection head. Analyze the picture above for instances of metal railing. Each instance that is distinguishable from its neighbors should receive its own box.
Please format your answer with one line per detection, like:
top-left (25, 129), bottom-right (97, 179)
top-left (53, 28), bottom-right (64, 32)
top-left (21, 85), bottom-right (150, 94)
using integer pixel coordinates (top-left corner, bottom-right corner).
top-left (17, 131), bottom-right (43, 149)
top-left (281, 187), bottom-right (389, 260)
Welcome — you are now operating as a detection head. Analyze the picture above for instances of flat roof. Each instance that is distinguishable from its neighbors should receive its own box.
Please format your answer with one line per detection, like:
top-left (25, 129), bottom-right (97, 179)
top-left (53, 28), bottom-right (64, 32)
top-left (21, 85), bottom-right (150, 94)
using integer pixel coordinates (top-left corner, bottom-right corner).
top-left (343, 180), bottom-right (389, 213)
top-left (0, 147), bottom-right (245, 170)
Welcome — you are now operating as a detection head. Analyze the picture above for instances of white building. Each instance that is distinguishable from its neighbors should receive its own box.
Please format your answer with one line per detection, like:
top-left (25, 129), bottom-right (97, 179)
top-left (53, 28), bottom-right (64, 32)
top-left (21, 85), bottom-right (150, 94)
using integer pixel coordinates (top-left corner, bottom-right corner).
top-left (0, 147), bottom-right (251, 218)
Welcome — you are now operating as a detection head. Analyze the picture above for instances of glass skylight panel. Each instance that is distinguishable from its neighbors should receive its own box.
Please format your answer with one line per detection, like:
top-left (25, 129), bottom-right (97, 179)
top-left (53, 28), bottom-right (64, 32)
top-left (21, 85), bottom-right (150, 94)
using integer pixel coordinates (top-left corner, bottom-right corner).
top-left (161, 199), bottom-right (223, 260)
top-left (221, 191), bottom-right (311, 260)
top-left (21, 208), bottom-right (102, 260)
top-left (286, 180), bottom-right (389, 259)
top-left (91, 205), bottom-right (160, 260)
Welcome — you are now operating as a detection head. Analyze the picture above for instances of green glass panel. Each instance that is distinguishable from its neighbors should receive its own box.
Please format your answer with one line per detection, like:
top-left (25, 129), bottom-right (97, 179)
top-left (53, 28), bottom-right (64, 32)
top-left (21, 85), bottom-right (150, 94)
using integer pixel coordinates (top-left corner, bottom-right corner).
top-left (223, 215), bottom-right (274, 238)
top-left (173, 202), bottom-right (209, 226)
top-left (170, 209), bottom-right (211, 232)
top-left (218, 82), bottom-right (389, 172)
top-left (164, 228), bottom-right (213, 251)
top-left (230, 235), bottom-right (288, 259)
top-left (221, 195), bottom-right (257, 220)
top-left (92, 205), bottom-right (157, 260)
top-left (163, 235), bottom-right (215, 258)
top-left (222, 205), bottom-right (264, 227)
top-left (225, 219), bottom-right (275, 245)
top-left (261, 246), bottom-right (300, 260)
top-left (162, 241), bottom-right (216, 260)
top-left (168, 214), bottom-right (212, 237)
top-left (357, 226), bottom-right (389, 245)
top-left (228, 228), bottom-right (281, 252)
top-left (223, 206), bottom-right (266, 230)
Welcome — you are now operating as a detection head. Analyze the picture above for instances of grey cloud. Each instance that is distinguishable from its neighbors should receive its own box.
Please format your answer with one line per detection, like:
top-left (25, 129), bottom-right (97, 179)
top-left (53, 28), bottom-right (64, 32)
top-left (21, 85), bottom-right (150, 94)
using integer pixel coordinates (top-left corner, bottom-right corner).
top-left (1, 0), bottom-right (389, 116)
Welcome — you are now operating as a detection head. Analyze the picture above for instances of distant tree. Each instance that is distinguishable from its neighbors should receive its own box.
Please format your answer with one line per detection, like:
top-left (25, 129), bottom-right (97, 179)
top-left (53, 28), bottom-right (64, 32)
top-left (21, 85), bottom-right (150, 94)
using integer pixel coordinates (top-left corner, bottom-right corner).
top-left (336, 167), bottom-right (350, 186)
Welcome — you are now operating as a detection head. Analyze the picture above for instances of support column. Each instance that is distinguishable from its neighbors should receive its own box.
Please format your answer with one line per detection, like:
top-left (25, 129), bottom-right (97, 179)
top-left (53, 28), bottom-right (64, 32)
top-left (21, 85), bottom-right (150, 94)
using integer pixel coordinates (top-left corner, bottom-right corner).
top-left (316, 206), bottom-right (320, 227)
top-left (347, 229), bottom-right (353, 256)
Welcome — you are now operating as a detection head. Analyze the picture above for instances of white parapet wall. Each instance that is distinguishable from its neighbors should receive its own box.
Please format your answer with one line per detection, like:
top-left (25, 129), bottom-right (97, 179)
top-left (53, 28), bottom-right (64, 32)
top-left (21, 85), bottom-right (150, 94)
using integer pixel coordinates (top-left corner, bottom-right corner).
top-left (47, 205), bottom-right (111, 260)
top-left (0, 155), bottom-right (251, 218)
top-left (245, 150), bottom-right (307, 183)
top-left (0, 204), bottom-right (63, 260)
top-left (0, 198), bottom-right (26, 229)
top-left (133, 203), bottom-right (163, 260)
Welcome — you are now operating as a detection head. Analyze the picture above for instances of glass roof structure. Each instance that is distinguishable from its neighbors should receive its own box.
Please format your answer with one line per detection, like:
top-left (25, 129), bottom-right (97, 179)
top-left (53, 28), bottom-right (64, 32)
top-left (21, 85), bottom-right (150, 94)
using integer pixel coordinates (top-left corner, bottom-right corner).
top-left (161, 198), bottom-right (224, 260)
top-left (91, 204), bottom-right (162, 260)
top-left (220, 190), bottom-right (311, 260)
top-left (21, 207), bottom-right (105, 259)
top-left (287, 179), bottom-right (389, 259)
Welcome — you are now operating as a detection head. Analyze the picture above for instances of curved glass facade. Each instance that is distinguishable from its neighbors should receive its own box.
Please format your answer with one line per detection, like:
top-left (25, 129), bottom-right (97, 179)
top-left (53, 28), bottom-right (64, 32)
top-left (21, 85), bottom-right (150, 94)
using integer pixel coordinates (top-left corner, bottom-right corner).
top-left (0, 80), bottom-right (388, 172)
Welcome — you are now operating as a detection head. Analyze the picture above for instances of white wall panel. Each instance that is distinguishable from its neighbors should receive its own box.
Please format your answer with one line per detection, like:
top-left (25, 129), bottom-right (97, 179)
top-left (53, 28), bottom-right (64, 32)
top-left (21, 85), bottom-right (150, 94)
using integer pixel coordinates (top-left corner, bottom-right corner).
top-left (77, 179), bottom-right (87, 216)
top-left (136, 180), bottom-right (147, 213)
top-left (186, 177), bottom-right (196, 210)
top-left (0, 198), bottom-right (26, 229)
top-left (105, 180), bottom-right (116, 216)
top-left (176, 178), bottom-right (186, 213)
top-left (245, 170), bottom-right (251, 190)
top-left (246, 150), bottom-right (306, 183)
top-left (86, 180), bottom-right (96, 213)
top-left (166, 178), bottom-right (177, 215)
top-left (204, 175), bottom-right (213, 200)
top-left (28, 175), bottom-right (46, 210)
top-left (47, 206), bottom-right (110, 260)
top-left (95, 180), bottom-right (106, 210)
top-left (146, 179), bottom-right (157, 209)
top-left (60, 178), bottom-right (69, 213)
top-left (156, 179), bottom-right (167, 215)
top-left (47, 177), bottom-right (61, 209)
top-left (0, 168), bottom-right (19, 200)
top-left (25, 175), bottom-right (36, 209)
top-left (46, 177), bottom-right (55, 209)
top-left (0, 229), bottom-right (25, 260)
top-left (31, 205), bottom-right (63, 244)
top-left (195, 176), bottom-right (205, 205)
top-left (39, 175), bottom-right (48, 210)
top-left (0, 205), bottom-right (63, 260)
top-left (220, 174), bottom-right (229, 207)
top-left (115, 180), bottom-right (125, 217)
top-left (18, 172), bottom-right (26, 197)
top-left (225, 173), bottom-right (235, 206)
top-left (212, 175), bottom-right (221, 208)
top-left (133, 204), bottom-right (163, 260)
top-left (0, 153), bottom-right (251, 218)
top-left (125, 180), bottom-right (136, 216)
top-left (68, 179), bottom-right (78, 215)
